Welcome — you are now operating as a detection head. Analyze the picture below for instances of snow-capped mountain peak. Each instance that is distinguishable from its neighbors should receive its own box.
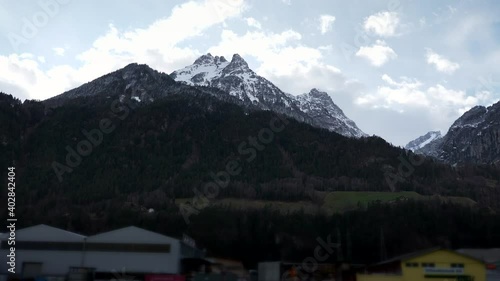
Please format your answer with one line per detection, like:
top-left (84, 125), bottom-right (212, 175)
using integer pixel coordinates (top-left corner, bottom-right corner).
top-left (172, 53), bottom-right (230, 86)
top-left (172, 53), bottom-right (287, 103)
top-left (171, 53), bottom-right (367, 138)
top-left (222, 54), bottom-right (251, 76)
top-left (405, 131), bottom-right (442, 151)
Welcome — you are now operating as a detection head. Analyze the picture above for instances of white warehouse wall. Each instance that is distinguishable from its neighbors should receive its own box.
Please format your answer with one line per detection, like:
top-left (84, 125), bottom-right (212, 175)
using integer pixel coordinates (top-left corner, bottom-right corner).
top-left (83, 251), bottom-right (180, 274)
top-left (2, 250), bottom-right (84, 276)
top-left (0, 225), bottom-right (86, 275)
top-left (82, 226), bottom-right (182, 274)
top-left (0, 225), bottom-right (198, 276)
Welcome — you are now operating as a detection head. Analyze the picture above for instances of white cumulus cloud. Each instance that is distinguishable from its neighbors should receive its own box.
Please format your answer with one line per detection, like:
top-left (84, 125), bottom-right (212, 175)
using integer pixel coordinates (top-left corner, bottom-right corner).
top-left (355, 40), bottom-right (397, 67)
top-left (0, 0), bottom-right (247, 100)
top-left (426, 49), bottom-right (460, 74)
top-left (363, 11), bottom-right (400, 37)
top-left (319, 15), bottom-right (336, 34)
top-left (356, 74), bottom-right (494, 131)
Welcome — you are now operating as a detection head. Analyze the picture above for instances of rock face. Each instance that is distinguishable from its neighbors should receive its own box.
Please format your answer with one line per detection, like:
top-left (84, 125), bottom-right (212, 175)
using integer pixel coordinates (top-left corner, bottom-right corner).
top-left (416, 102), bottom-right (500, 164)
top-left (171, 53), bottom-right (367, 138)
top-left (296, 89), bottom-right (366, 138)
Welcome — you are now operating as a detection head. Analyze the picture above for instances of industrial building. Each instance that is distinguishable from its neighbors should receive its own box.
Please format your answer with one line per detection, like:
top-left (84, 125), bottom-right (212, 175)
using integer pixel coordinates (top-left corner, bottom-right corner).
top-left (0, 224), bottom-right (204, 281)
top-left (357, 248), bottom-right (486, 281)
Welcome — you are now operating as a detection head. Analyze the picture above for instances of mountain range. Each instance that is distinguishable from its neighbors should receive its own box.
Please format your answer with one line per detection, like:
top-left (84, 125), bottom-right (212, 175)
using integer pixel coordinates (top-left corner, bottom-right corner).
top-left (40, 53), bottom-right (500, 166)
top-left (48, 53), bottom-right (366, 138)
top-left (27, 53), bottom-right (500, 165)
top-left (2, 53), bottom-right (499, 208)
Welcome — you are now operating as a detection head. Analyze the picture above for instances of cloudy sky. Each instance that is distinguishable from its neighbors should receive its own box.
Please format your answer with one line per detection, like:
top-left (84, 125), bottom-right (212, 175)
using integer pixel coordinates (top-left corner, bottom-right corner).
top-left (1, 0), bottom-right (499, 146)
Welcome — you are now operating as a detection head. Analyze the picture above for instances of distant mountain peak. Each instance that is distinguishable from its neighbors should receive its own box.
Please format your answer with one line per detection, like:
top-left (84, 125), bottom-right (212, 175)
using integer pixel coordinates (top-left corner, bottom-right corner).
top-left (405, 131), bottom-right (442, 151)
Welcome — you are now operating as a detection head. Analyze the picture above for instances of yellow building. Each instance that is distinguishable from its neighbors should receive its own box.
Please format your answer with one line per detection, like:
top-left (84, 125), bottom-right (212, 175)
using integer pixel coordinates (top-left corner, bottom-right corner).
top-left (357, 248), bottom-right (486, 281)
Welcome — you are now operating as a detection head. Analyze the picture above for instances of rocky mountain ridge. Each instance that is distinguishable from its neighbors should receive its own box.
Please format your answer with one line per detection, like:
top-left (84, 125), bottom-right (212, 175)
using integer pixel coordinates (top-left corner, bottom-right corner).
top-left (412, 102), bottom-right (500, 164)
top-left (171, 53), bottom-right (367, 138)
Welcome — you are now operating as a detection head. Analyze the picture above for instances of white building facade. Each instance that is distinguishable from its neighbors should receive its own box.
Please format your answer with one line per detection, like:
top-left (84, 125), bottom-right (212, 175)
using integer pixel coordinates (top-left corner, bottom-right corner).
top-left (0, 225), bottom-right (203, 280)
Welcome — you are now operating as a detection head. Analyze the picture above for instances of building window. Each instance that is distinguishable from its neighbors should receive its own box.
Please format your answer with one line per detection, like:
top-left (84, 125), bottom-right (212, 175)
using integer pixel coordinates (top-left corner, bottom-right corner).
top-left (451, 263), bottom-right (465, 268)
top-left (422, 263), bottom-right (435, 268)
top-left (405, 263), bottom-right (419, 267)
